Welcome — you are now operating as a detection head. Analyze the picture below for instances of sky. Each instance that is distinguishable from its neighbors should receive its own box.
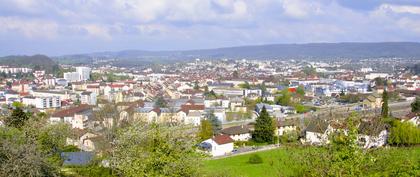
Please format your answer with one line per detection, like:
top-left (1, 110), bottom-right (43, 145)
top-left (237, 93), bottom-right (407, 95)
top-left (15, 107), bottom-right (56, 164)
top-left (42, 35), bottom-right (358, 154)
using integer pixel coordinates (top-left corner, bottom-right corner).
top-left (1, 0), bottom-right (420, 56)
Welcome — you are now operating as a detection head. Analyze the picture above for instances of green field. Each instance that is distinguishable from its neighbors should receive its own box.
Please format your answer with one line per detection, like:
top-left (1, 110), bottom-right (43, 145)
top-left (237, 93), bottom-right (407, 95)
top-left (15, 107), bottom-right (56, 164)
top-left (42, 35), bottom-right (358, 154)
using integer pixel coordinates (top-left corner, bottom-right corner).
top-left (203, 147), bottom-right (420, 177)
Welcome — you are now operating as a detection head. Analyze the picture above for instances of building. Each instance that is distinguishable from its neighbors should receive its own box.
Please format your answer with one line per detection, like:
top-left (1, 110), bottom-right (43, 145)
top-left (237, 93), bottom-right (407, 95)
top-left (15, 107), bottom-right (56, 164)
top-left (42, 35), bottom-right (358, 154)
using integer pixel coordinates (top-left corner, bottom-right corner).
top-left (220, 125), bottom-right (252, 141)
top-left (76, 67), bottom-right (91, 81)
top-left (22, 96), bottom-right (61, 109)
top-left (80, 91), bottom-right (97, 105)
top-left (64, 72), bottom-right (80, 82)
top-left (201, 134), bottom-right (234, 157)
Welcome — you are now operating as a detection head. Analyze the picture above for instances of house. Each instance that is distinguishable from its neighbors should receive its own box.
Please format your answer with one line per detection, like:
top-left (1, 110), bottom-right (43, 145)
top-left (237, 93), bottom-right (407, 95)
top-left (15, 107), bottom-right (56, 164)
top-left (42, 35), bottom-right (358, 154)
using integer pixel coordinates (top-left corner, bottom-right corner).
top-left (304, 120), bottom-right (331, 145)
top-left (220, 125), bottom-right (252, 141)
top-left (50, 105), bottom-right (92, 124)
top-left (276, 120), bottom-right (298, 136)
top-left (61, 152), bottom-right (94, 166)
top-left (363, 93), bottom-right (382, 109)
top-left (201, 134), bottom-right (234, 157)
top-left (358, 120), bottom-right (388, 149)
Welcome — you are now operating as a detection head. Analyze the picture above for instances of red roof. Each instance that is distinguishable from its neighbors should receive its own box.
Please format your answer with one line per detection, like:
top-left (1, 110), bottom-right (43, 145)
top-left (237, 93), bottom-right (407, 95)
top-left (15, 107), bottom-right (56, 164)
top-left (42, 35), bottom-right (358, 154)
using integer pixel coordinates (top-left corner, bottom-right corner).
top-left (212, 134), bottom-right (233, 145)
top-left (51, 104), bottom-right (91, 117)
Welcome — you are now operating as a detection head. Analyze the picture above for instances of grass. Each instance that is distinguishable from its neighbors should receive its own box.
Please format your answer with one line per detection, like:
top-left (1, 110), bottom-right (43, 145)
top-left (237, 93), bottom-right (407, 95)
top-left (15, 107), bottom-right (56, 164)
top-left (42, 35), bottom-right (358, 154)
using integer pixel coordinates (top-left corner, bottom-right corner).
top-left (204, 148), bottom-right (298, 177)
top-left (203, 146), bottom-right (420, 177)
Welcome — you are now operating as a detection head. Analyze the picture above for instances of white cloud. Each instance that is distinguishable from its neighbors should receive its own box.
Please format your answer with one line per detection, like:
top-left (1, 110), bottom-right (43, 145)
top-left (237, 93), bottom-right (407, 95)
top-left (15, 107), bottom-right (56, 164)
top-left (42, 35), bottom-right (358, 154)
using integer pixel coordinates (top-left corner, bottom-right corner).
top-left (0, 16), bottom-right (58, 39)
top-left (280, 0), bottom-right (323, 18)
top-left (378, 4), bottom-right (420, 15)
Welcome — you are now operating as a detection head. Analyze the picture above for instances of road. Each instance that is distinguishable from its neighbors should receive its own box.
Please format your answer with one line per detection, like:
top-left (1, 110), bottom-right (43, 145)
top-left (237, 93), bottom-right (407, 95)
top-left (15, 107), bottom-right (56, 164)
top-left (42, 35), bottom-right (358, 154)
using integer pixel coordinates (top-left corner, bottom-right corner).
top-left (222, 100), bottom-right (412, 128)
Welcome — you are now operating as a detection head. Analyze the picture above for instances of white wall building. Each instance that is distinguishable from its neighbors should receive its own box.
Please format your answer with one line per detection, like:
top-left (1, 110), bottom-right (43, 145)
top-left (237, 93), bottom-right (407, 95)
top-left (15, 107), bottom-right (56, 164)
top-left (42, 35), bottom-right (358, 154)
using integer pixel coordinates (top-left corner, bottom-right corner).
top-left (22, 96), bottom-right (61, 109)
top-left (76, 67), bottom-right (91, 81)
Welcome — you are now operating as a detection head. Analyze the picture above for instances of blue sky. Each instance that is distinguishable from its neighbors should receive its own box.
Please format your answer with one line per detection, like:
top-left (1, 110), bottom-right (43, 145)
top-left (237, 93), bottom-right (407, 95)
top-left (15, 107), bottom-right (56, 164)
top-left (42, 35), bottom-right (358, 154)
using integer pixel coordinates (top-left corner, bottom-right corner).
top-left (1, 0), bottom-right (420, 56)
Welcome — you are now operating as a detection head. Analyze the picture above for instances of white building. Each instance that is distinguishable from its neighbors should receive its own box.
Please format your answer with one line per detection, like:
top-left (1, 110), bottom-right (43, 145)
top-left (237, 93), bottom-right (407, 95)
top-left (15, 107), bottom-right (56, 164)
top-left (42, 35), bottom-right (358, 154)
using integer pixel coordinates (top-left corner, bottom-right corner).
top-left (76, 67), bottom-right (91, 81)
top-left (22, 96), bottom-right (61, 109)
top-left (201, 135), bottom-right (234, 157)
top-left (64, 72), bottom-right (80, 82)
top-left (80, 91), bottom-right (97, 105)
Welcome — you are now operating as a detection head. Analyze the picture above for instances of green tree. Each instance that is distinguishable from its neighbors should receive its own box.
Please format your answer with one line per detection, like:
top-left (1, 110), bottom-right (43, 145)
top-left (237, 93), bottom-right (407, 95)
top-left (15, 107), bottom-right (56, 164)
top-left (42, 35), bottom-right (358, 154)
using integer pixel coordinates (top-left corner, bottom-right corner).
top-left (296, 86), bottom-right (305, 97)
top-left (381, 89), bottom-right (389, 118)
top-left (239, 81), bottom-right (251, 89)
top-left (4, 107), bottom-right (29, 129)
top-left (154, 96), bottom-right (168, 108)
top-left (286, 114), bottom-right (373, 176)
top-left (388, 120), bottom-right (420, 146)
top-left (275, 89), bottom-right (292, 106)
top-left (252, 106), bottom-right (275, 143)
top-left (198, 119), bottom-right (213, 141)
top-left (206, 111), bottom-right (221, 134)
top-left (0, 127), bottom-right (59, 177)
top-left (111, 123), bottom-right (201, 177)
top-left (410, 97), bottom-right (420, 113)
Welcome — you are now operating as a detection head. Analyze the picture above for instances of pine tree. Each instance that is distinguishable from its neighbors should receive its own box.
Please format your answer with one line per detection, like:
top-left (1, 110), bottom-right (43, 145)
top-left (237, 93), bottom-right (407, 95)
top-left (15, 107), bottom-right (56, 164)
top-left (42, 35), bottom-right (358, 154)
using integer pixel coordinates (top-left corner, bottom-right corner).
top-left (381, 89), bottom-right (389, 118)
top-left (252, 106), bottom-right (275, 143)
top-left (206, 111), bottom-right (221, 134)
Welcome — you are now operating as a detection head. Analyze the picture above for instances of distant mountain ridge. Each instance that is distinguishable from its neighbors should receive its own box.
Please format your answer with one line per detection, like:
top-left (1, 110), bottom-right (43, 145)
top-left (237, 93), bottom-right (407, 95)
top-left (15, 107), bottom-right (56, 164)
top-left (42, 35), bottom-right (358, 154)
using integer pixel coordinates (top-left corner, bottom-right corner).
top-left (0, 54), bottom-right (60, 74)
top-left (57, 42), bottom-right (420, 62)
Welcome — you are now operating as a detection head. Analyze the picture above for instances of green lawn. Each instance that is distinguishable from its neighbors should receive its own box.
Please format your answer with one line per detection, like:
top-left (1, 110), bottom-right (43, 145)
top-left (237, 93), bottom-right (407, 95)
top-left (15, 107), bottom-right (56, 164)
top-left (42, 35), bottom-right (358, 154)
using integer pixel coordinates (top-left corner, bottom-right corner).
top-left (204, 148), bottom-right (299, 177)
top-left (203, 147), bottom-right (420, 177)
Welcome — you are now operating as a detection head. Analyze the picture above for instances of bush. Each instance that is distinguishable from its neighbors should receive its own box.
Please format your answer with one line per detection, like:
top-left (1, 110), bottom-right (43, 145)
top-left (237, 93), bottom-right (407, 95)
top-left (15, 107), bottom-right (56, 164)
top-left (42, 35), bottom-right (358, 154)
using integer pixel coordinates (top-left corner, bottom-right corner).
top-left (388, 120), bottom-right (420, 146)
top-left (248, 154), bottom-right (263, 164)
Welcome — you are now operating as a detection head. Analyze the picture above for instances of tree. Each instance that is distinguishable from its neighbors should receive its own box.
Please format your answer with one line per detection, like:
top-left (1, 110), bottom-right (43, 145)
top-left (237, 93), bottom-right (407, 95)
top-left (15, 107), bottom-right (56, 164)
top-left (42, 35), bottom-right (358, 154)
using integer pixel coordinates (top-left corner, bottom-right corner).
top-left (4, 107), bottom-right (29, 129)
top-left (381, 89), bottom-right (389, 118)
top-left (410, 97), bottom-right (420, 113)
top-left (0, 127), bottom-right (59, 177)
top-left (340, 90), bottom-right (345, 97)
top-left (252, 106), bottom-right (275, 143)
top-left (198, 119), bottom-right (213, 141)
top-left (232, 70), bottom-right (239, 78)
top-left (275, 89), bottom-right (292, 106)
top-left (206, 111), bottom-right (221, 134)
top-left (193, 80), bottom-right (199, 90)
top-left (239, 81), bottom-right (251, 89)
top-left (285, 114), bottom-right (373, 176)
top-left (296, 86), bottom-right (305, 97)
top-left (388, 120), bottom-right (420, 146)
top-left (111, 123), bottom-right (201, 177)
top-left (154, 96), bottom-right (168, 108)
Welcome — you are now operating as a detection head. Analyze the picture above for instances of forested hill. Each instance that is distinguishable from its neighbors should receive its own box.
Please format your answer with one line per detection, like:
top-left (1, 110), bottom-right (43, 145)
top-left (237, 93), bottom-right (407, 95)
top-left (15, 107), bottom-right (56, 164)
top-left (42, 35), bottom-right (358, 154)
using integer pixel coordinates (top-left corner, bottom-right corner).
top-left (58, 42), bottom-right (420, 61)
top-left (0, 55), bottom-right (60, 74)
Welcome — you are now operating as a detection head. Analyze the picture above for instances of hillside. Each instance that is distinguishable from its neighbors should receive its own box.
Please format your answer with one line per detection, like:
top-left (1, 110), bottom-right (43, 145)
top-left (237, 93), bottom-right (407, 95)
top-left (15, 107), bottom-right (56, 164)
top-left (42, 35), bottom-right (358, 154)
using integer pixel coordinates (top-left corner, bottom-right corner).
top-left (58, 42), bottom-right (420, 62)
top-left (0, 55), bottom-right (60, 74)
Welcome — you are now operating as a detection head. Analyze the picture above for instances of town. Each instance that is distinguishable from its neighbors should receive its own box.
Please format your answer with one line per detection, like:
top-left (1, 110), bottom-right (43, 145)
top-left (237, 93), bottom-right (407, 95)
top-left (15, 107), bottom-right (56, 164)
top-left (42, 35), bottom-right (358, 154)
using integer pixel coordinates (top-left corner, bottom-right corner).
top-left (0, 55), bottom-right (419, 174)
top-left (1, 0), bottom-right (420, 176)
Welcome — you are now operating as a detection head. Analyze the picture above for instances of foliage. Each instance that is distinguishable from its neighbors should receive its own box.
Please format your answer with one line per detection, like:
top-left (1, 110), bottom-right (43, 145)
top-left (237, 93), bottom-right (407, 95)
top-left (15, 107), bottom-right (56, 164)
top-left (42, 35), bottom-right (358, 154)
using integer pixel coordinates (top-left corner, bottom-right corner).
top-left (63, 165), bottom-right (114, 177)
top-left (111, 123), bottom-right (202, 177)
top-left (294, 104), bottom-right (310, 113)
top-left (252, 106), bottom-right (275, 143)
top-left (381, 89), bottom-right (389, 118)
top-left (239, 81), bottom-right (251, 89)
top-left (288, 115), bottom-right (374, 176)
top-left (206, 111), bottom-right (222, 134)
top-left (154, 96), bottom-right (168, 108)
top-left (0, 127), bottom-right (60, 177)
top-left (339, 93), bottom-right (362, 103)
top-left (248, 154), bottom-right (263, 164)
top-left (280, 130), bottom-right (299, 144)
top-left (388, 120), bottom-right (420, 146)
top-left (62, 145), bottom-right (81, 152)
top-left (193, 80), bottom-right (200, 90)
top-left (296, 86), bottom-right (305, 97)
top-left (198, 119), bottom-right (213, 141)
top-left (4, 107), bottom-right (29, 129)
top-left (411, 97), bottom-right (420, 113)
top-left (302, 66), bottom-right (317, 76)
top-left (205, 147), bottom-right (420, 177)
top-left (275, 89), bottom-right (292, 106)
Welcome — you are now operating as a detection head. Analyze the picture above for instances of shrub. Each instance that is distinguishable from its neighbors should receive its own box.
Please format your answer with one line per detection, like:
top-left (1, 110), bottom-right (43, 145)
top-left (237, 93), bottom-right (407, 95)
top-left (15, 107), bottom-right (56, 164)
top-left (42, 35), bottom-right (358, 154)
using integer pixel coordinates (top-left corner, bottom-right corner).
top-left (248, 154), bottom-right (263, 164)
